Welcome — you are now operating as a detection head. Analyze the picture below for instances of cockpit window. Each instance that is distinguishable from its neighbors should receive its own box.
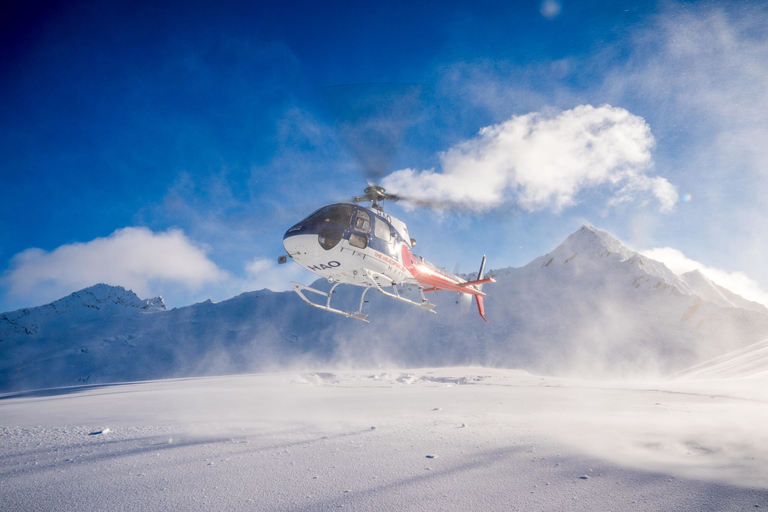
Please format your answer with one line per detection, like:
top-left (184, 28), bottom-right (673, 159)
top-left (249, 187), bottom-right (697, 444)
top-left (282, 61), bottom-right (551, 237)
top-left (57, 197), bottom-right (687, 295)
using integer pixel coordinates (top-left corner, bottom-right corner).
top-left (374, 216), bottom-right (391, 242)
top-left (353, 210), bottom-right (371, 233)
top-left (305, 205), bottom-right (355, 229)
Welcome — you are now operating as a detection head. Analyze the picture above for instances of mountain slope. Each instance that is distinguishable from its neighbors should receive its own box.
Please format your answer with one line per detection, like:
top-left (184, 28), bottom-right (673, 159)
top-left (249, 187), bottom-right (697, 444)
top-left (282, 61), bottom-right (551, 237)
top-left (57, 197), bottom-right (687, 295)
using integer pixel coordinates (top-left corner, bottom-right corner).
top-left (678, 269), bottom-right (768, 314)
top-left (674, 338), bottom-right (768, 379)
top-left (3, 226), bottom-right (768, 391)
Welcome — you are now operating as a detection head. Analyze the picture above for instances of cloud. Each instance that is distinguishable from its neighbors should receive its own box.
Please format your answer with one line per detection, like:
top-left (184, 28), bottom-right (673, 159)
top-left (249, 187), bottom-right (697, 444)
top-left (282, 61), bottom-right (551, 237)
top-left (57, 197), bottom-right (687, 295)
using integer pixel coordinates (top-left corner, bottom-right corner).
top-left (382, 105), bottom-right (676, 213)
top-left (3, 227), bottom-right (228, 306)
top-left (641, 247), bottom-right (768, 307)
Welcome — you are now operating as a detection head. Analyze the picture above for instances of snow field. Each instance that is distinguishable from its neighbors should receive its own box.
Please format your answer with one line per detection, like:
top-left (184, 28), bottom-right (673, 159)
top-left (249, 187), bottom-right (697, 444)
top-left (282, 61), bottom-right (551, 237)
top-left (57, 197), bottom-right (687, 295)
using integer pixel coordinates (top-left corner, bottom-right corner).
top-left (1, 368), bottom-right (767, 511)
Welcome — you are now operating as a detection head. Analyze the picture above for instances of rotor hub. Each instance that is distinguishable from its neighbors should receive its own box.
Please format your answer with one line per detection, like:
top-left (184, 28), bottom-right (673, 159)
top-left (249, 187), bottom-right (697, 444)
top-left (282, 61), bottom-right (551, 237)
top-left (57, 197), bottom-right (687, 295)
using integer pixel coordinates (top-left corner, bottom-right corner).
top-left (364, 185), bottom-right (387, 200)
top-left (352, 185), bottom-right (399, 211)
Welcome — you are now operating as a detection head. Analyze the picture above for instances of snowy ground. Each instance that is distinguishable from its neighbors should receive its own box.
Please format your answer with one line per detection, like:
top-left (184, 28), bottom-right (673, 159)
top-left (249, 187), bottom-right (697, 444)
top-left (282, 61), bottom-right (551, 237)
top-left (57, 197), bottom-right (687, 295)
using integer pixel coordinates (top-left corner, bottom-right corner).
top-left (2, 368), bottom-right (768, 511)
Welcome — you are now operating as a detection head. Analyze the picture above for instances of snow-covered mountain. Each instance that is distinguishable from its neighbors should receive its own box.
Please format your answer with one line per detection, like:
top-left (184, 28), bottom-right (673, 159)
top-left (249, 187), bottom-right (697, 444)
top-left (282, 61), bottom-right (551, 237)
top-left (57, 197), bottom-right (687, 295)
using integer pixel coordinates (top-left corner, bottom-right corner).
top-left (3, 225), bottom-right (768, 391)
top-left (478, 226), bottom-right (768, 377)
top-left (0, 283), bottom-right (165, 339)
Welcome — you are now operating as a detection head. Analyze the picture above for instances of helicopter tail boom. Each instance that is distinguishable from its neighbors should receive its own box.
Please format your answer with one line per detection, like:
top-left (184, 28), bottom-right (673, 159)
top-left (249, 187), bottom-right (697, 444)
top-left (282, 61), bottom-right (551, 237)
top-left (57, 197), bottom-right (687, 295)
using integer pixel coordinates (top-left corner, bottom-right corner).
top-left (457, 277), bottom-right (495, 290)
top-left (406, 252), bottom-right (495, 321)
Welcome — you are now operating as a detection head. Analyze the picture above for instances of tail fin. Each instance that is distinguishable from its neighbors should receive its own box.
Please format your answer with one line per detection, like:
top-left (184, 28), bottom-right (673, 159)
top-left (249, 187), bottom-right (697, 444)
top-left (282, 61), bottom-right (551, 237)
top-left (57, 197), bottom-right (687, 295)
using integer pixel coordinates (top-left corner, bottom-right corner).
top-left (476, 255), bottom-right (489, 322)
top-left (476, 296), bottom-right (488, 322)
top-left (476, 255), bottom-right (487, 290)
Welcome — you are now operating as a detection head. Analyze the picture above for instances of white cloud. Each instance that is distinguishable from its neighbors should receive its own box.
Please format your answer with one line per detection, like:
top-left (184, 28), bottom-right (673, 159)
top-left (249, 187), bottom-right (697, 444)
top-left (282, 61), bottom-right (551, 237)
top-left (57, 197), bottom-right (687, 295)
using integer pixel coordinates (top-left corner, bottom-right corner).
top-left (3, 227), bottom-right (228, 306)
top-left (642, 247), bottom-right (768, 307)
top-left (382, 105), bottom-right (676, 213)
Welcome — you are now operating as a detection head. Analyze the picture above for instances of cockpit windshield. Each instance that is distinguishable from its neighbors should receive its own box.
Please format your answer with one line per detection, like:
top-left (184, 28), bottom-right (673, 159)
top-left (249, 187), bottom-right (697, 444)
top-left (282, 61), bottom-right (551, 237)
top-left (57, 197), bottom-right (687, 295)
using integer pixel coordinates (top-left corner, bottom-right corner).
top-left (304, 204), bottom-right (355, 229)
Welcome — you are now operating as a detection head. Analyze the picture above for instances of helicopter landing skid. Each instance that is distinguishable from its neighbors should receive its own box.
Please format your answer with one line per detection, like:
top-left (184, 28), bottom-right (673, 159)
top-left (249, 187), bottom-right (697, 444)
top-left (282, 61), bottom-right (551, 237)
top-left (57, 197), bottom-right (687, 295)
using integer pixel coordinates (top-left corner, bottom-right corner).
top-left (290, 281), bottom-right (371, 322)
top-left (290, 271), bottom-right (436, 323)
top-left (362, 269), bottom-right (437, 314)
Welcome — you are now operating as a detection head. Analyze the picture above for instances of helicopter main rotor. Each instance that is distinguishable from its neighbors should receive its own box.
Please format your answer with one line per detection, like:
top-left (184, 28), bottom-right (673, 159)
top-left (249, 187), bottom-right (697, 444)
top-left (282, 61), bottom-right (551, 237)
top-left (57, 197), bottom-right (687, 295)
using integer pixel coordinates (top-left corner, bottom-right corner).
top-left (321, 84), bottom-right (473, 214)
top-left (352, 185), bottom-right (401, 211)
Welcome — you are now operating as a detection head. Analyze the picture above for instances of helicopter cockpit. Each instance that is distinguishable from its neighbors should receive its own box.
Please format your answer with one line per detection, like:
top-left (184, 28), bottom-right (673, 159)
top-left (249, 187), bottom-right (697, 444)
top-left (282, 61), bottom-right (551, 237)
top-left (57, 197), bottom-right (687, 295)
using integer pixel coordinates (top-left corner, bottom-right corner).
top-left (285, 203), bottom-right (411, 259)
top-left (304, 204), bottom-right (355, 227)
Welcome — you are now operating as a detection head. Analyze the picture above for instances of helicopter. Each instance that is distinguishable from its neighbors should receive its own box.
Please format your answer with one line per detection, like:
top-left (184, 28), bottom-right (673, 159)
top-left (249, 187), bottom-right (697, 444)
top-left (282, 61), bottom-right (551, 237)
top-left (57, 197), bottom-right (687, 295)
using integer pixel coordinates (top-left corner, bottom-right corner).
top-left (280, 185), bottom-right (495, 322)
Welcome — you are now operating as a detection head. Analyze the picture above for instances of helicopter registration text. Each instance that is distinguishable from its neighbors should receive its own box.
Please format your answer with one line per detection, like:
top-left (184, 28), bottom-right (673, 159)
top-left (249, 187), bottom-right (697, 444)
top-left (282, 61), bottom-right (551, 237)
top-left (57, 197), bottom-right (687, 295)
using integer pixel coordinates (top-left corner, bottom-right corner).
top-left (307, 261), bottom-right (341, 272)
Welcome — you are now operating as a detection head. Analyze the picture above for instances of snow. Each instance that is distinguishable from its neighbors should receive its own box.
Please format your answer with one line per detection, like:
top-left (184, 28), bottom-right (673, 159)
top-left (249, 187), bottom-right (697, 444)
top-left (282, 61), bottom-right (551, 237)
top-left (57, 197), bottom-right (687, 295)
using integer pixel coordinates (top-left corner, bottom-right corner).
top-left (674, 338), bottom-right (768, 379)
top-left (678, 269), bottom-right (768, 314)
top-left (2, 368), bottom-right (767, 511)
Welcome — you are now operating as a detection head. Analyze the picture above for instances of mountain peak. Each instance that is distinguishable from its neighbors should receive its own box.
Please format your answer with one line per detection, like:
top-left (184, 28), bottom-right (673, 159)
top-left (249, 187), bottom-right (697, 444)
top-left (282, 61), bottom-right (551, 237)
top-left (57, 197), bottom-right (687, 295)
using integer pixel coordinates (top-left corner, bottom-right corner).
top-left (567, 225), bottom-right (635, 257)
top-left (535, 225), bottom-right (636, 268)
top-left (1, 284), bottom-right (166, 342)
top-left (50, 284), bottom-right (166, 313)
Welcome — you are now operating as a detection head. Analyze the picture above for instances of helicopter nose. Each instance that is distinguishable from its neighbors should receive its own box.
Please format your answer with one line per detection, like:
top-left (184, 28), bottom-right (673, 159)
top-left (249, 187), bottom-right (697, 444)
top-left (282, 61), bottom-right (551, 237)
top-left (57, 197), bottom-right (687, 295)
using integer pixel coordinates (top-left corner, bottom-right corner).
top-left (284, 223), bottom-right (345, 253)
top-left (283, 231), bottom-right (313, 258)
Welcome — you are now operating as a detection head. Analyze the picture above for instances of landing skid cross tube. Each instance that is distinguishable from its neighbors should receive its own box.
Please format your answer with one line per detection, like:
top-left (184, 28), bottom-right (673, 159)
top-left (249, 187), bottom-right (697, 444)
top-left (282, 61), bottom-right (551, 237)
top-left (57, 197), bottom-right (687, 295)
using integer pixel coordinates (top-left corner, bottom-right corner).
top-left (362, 269), bottom-right (437, 314)
top-left (290, 281), bottom-right (371, 322)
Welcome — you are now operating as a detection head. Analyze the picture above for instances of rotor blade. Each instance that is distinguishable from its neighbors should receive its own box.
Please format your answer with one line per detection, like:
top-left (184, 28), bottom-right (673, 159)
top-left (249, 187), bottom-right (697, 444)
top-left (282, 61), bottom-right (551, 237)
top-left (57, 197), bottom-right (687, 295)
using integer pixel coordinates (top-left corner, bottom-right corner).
top-left (381, 193), bottom-right (401, 202)
top-left (386, 194), bottom-right (483, 212)
top-left (317, 83), bottom-right (423, 181)
top-left (351, 184), bottom-right (479, 211)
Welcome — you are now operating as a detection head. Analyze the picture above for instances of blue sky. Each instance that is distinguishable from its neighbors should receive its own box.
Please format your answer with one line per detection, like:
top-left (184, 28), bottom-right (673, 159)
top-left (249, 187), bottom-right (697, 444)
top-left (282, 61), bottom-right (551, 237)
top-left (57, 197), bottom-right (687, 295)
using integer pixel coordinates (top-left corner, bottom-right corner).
top-left (3, 0), bottom-right (768, 311)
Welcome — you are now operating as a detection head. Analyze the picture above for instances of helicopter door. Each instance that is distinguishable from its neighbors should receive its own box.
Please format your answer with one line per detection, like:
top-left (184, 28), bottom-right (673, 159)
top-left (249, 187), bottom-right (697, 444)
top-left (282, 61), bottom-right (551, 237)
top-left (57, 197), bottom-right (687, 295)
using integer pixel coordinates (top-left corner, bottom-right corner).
top-left (349, 210), bottom-right (370, 249)
top-left (372, 216), bottom-right (398, 257)
top-left (373, 216), bottom-right (391, 242)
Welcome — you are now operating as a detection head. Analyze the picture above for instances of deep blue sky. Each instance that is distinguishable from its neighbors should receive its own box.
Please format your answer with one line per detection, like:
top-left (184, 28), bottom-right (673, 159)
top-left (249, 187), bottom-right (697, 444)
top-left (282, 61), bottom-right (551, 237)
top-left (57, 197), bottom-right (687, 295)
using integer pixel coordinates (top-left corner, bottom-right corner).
top-left (3, 0), bottom-right (768, 311)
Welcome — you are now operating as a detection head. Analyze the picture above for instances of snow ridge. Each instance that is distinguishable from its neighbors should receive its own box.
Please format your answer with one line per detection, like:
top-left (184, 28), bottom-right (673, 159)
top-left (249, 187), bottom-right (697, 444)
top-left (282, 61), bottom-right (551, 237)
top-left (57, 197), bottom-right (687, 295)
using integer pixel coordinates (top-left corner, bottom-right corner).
top-left (679, 269), bottom-right (768, 314)
top-left (46, 283), bottom-right (166, 313)
top-left (0, 284), bottom-right (164, 341)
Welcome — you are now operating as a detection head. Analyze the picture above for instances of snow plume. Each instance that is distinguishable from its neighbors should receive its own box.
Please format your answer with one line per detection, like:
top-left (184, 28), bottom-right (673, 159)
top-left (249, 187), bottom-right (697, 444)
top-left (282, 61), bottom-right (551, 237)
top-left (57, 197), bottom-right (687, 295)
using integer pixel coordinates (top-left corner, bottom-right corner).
top-left (642, 247), bottom-right (768, 308)
top-left (3, 227), bottom-right (227, 308)
top-left (641, 6), bottom-right (768, 177)
top-left (240, 257), bottom-right (315, 293)
top-left (382, 105), bottom-right (677, 213)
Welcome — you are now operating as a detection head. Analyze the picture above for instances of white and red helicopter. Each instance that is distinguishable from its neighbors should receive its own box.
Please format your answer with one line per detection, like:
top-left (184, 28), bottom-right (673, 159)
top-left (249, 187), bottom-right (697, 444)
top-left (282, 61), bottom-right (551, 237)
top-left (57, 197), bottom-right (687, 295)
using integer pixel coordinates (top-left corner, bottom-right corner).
top-left (280, 185), bottom-right (495, 322)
